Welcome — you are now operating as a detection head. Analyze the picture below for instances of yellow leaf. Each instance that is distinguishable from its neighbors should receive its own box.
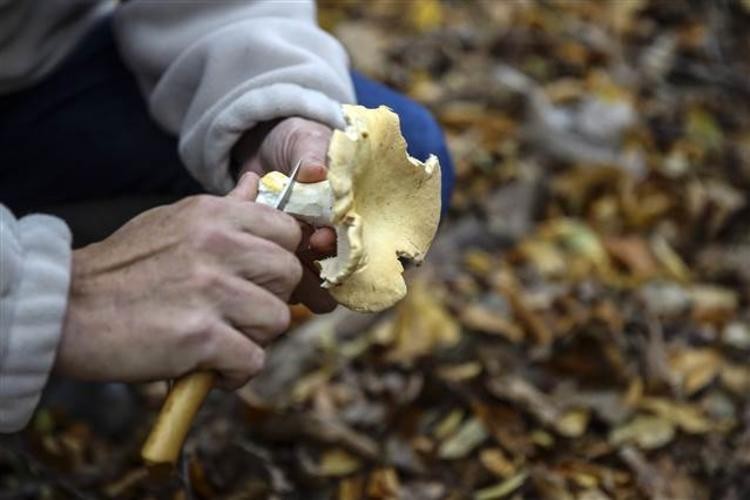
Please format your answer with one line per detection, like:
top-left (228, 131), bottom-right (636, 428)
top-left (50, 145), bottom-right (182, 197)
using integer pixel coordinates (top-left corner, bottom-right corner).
top-left (609, 414), bottom-right (675, 450)
top-left (434, 409), bottom-right (465, 440)
top-left (473, 471), bottom-right (528, 500)
top-left (720, 363), bottom-right (750, 395)
top-left (686, 107), bottom-right (723, 151)
top-left (556, 408), bottom-right (590, 438)
top-left (651, 236), bottom-right (691, 283)
top-left (436, 362), bottom-right (483, 382)
top-left (383, 280), bottom-right (461, 364)
top-left (639, 397), bottom-right (714, 434)
top-left (319, 448), bottom-right (362, 477)
top-left (409, 0), bottom-right (443, 32)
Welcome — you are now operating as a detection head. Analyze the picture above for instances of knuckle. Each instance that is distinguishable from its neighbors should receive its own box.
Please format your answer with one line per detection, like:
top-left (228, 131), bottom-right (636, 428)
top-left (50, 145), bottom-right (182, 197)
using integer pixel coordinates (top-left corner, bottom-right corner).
top-left (188, 194), bottom-right (222, 215)
top-left (193, 224), bottom-right (231, 251)
top-left (289, 220), bottom-right (303, 247)
top-left (268, 302), bottom-right (292, 336)
top-left (278, 214), bottom-right (302, 247)
top-left (247, 347), bottom-right (267, 377)
top-left (283, 254), bottom-right (304, 289)
top-left (190, 263), bottom-right (221, 291)
top-left (181, 313), bottom-right (218, 359)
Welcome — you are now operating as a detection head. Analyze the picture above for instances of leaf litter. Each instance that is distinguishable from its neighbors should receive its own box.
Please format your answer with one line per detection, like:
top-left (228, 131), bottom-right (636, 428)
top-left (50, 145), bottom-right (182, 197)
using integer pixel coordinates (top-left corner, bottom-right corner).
top-left (3, 1), bottom-right (750, 498)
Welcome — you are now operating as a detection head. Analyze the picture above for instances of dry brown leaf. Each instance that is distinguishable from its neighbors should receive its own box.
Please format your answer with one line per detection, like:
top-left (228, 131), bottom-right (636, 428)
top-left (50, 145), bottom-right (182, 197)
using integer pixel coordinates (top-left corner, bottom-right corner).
top-left (689, 285), bottom-right (739, 325)
top-left (366, 467), bottom-right (400, 499)
top-left (338, 475), bottom-right (365, 500)
top-left (666, 347), bottom-right (723, 395)
top-left (604, 236), bottom-right (658, 279)
top-left (720, 363), bottom-right (750, 395)
top-left (480, 448), bottom-right (517, 478)
top-left (460, 304), bottom-right (525, 343)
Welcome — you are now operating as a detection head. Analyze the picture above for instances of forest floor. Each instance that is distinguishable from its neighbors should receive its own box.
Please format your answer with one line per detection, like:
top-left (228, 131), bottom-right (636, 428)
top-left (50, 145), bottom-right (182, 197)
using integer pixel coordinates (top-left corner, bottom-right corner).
top-left (3, 1), bottom-right (750, 499)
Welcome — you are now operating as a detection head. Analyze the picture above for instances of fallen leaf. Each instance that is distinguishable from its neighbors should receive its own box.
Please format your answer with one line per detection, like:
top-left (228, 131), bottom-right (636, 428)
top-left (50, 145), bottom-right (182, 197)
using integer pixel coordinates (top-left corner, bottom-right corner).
top-left (666, 347), bottom-right (723, 395)
top-left (609, 415), bottom-right (675, 450)
top-left (338, 475), bottom-right (365, 500)
top-left (556, 408), bottom-right (591, 438)
top-left (479, 448), bottom-right (517, 478)
top-left (434, 409), bottom-right (465, 441)
top-left (473, 471), bottom-right (528, 500)
top-left (382, 280), bottom-right (461, 364)
top-left (319, 448), bottom-right (363, 477)
top-left (639, 397), bottom-right (714, 434)
top-left (438, 417), bottom-right (489, 460)
top-left (366, 467), bottom-right (400, 499)
top-left (436, 362), bottom-right (484, 382)
top-left (460, 304), bottom-right (525, 342)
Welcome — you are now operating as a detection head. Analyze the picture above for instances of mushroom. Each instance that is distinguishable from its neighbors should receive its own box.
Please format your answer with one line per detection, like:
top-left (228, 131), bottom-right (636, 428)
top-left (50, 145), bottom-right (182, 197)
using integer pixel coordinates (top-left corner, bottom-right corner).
top-left (141, 105), bottom-right (442, 465)
top-left (258, 104), bottom-right (442, 311)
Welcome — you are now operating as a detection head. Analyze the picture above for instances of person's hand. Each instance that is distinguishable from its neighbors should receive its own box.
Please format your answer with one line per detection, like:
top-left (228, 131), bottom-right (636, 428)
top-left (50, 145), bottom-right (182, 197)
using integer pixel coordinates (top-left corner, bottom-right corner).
top-left (55, 174), bottom-right (303, 389)
top-left (234, 117), bottom-right (338, 313)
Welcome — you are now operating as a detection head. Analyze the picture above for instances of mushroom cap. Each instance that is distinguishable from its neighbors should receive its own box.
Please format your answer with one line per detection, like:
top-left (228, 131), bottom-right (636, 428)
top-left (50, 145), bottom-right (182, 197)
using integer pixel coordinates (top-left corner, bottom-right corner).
top-left (318, 105), bottom-right (442, 312)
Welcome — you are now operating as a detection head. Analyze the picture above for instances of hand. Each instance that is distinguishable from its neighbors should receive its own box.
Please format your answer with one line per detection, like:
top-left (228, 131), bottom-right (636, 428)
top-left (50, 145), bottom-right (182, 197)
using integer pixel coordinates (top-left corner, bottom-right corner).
top-left (235, 117), bottom-right (338, 313)
top-left (55, 174), bottom-right (303, 389)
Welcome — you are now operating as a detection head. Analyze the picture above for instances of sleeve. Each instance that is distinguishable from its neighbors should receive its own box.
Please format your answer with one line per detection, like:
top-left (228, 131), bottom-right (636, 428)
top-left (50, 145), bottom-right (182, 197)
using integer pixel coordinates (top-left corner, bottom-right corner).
top-left (112, 0), bottom-right (356, 194)
top-left (0, 205), bottom-right (72, 432)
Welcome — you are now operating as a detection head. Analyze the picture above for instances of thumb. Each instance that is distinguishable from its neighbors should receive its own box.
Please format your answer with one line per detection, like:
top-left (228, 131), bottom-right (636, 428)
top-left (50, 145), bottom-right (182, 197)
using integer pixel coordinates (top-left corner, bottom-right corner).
top-left (289, 125), bottom-right (332, 183)
top-left (268, 118), bottom-right (333, 183)
top-left (227, 172), bottom-right (260, 201)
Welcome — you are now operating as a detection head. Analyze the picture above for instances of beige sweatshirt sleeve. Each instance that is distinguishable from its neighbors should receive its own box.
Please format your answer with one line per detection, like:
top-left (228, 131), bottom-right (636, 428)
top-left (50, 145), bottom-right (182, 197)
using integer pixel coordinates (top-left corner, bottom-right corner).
top-left (0, 205), bottom-right (72, 432)
top-left (113, 0), bottom-right (355, 194)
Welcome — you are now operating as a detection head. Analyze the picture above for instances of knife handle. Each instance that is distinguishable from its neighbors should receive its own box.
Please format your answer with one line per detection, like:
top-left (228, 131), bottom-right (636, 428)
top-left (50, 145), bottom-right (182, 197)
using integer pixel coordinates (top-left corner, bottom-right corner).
top-left (141, 371), bottom-right (216, 466)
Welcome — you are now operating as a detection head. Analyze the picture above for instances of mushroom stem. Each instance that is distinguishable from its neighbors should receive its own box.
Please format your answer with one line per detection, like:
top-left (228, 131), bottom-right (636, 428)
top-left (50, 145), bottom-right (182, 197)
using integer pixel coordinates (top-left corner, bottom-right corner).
top-left (256, 172), bottom-right (334, 225)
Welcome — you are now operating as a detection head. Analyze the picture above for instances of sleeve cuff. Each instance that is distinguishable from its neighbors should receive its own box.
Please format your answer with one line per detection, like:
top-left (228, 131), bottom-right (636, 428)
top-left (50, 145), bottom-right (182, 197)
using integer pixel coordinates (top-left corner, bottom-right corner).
top-left (179, 83), bottom-right (347, 193)
top-left (0, 213), bottom-right (72, 432)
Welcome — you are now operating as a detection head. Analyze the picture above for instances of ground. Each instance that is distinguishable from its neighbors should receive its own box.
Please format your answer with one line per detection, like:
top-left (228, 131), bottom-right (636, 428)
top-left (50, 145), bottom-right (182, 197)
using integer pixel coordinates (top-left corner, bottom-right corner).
top-left (2, 1), bottom-right (750, 499)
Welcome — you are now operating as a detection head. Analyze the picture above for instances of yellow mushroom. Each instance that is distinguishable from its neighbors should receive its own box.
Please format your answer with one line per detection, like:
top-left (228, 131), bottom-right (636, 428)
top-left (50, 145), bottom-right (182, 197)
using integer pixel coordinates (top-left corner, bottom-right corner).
top-left (258, 104), bottom-right (442, 311)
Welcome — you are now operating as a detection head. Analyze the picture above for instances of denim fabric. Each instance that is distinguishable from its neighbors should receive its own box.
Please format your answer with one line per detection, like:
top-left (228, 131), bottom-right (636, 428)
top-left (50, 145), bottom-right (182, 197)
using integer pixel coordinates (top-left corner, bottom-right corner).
top-left (0, 19), bottom-right (454, 215)
top-left (351, 71), bottom-right (455, 212)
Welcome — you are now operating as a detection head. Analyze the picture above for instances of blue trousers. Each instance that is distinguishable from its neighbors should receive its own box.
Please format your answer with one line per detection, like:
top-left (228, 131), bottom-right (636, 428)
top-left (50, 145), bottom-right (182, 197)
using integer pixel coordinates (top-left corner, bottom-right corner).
top-left (0, 20), bottom-right (454, 216)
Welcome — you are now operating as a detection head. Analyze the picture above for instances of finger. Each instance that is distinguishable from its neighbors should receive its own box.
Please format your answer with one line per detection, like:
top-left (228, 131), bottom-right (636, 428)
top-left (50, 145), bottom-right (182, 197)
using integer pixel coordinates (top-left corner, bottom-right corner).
top-left (297, 162), bottom-right (328, 183)
top-left (309, 227), bottom-right (336, 256)
top-left (201, 324), bottom-right (267, 390)
top-left (291, 263), bottom-right (337, 314)
top-left (227, 172), bottom-right (260, 201)
top-left (216, 274), bottom-right (293, 345)
top-left (297, 222), bottom-right (315, 252)
top-left (220, 233), bottom-right (303, 298)
top-left (227, 202), bottom-right (302, 252)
